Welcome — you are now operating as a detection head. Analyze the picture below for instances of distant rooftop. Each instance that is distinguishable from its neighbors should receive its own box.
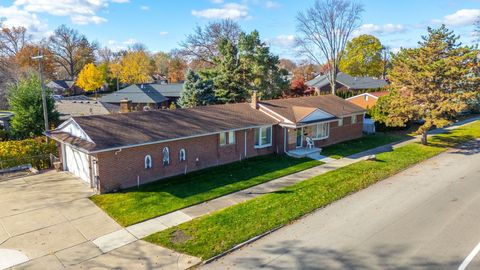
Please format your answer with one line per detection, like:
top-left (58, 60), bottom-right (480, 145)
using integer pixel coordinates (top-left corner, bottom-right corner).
top-left (306, 72), bottom-right (388, 90)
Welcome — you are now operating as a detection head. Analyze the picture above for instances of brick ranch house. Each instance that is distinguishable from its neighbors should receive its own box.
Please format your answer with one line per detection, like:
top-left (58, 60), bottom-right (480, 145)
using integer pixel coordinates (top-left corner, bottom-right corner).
top-left (47, 94), bottom-right (365, 193)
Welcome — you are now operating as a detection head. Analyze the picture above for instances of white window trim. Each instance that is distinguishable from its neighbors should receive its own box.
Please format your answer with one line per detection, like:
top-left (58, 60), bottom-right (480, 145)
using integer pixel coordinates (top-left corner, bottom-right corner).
top-left (351, 115), bottom-right (357, 124)
top-left (219, 132), bottom-right (227, 146)
top-left (311, 122), bottom-right (330, 141)
top-left (144, 155), bottom-right (152, 169)
top-left (338, 118), bottom-right (343, 127)
top-left (254, 126), bottom-right (273, 149)
top-left (162, 147), bottom-right (170, 165)
top-left (179, 148), bottom-right (186, 162)
top-left (228, 131), bottom-right (235, 144)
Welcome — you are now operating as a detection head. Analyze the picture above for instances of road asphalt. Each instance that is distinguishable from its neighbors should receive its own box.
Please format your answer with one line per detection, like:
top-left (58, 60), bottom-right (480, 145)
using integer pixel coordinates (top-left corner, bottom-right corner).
top-left (203, 139), bottom-right (480, 270)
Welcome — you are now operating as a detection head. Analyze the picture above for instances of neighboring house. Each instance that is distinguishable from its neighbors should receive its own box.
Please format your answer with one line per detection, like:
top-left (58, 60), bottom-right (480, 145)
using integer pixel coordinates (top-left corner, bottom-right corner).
top-left (346, 91), bottom-right (389, 109)
top-left (47, 94), bottom-right (365, 193)
top-left (152, 83), bottom-right (184, 106)
top-left (46, 80), bottom-right (84, 96)
top-left (306, 72), bottom-right (388, 94)
top-left (151, 74), bottom-right (168, 84)
top-left (100, 84), bottom-right (169, 111)
top-left (55, 99), bottom-right (119, 121)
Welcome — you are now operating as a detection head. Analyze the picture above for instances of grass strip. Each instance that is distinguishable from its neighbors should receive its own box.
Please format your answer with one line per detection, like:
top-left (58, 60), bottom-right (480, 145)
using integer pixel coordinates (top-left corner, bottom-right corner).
top-left (321, 133), bottom-right (406, 159)
top-left (91, 154), bottom-right (321, 226)
top-left (145, 121), bottom-right (480, 259)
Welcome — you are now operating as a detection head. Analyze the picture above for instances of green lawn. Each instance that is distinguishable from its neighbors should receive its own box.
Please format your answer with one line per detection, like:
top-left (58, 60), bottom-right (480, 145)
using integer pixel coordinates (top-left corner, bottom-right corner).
top-left (91, 154), bottom-right (321, 226)
top-left (321, 133), bottom-right (406, 159)
top-left (145, 121), bottom-right (480, 259)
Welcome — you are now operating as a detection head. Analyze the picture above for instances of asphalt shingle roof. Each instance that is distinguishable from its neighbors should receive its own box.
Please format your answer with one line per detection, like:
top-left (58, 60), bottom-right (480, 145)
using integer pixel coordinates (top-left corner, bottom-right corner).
top-left (100, 84), bottom-right (168, 104)
top-left (306, 72), bottom-right (388, 90)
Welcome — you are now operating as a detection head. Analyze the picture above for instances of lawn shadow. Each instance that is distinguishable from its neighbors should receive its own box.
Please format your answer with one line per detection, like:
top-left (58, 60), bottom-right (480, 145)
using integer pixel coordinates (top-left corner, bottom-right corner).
top-left (225, 240), bottom-right (462, 270)
top-left (117, 154), bottom-right (316, 199)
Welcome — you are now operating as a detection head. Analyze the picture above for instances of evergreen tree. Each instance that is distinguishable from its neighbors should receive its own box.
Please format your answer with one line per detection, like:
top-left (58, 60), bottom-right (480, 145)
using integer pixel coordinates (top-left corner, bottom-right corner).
top-left (8, 74), bottom-right (59, 139)
top-left (372, 25), bottom-right (480, 144)
top-left (178, 70), bottom-right (216, 108)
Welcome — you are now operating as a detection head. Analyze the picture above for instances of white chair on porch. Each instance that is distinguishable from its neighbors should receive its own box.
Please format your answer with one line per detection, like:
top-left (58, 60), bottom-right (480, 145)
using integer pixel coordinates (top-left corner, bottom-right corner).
top-left (305, 137), bottom-right (315, 149)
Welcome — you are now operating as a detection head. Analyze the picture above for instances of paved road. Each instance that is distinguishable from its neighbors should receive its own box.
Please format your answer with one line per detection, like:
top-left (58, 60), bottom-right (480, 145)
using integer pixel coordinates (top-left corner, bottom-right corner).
top-left (204, 140), bottom-right (480, 270)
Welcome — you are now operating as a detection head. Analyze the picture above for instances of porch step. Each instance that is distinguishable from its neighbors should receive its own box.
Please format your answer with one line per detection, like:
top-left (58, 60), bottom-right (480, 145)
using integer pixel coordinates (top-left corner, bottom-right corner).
top-left (287, 147), bottom-right (321, 158)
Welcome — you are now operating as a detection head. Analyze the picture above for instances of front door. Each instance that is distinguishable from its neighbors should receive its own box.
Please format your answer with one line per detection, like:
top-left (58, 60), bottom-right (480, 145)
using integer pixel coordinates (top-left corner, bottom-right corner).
top-left (296, 128), bottom-right (303, 148)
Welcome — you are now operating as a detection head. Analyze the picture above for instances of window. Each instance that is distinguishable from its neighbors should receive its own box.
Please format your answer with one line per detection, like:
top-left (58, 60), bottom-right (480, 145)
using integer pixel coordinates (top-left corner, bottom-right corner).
top-left (219, 131), bottom-right (235, 145)
top-left (162, 147), bottom-right (170, 166)
top-left (144, 155), bottom-right (152, 169)
top-left (179, 149), bottom-right (186, 162)
top-left (338, 118), bottom-right (343, 127)
top-left (228, 131), bottom-right (235, 144)
top-left (351, 115), bottom-right (357, 124)
top-left (254, 126), bottom-right (272, 148)
top-left (219, 132), bottom-right (227, 145)
top-left (312, 123), bottom-right (329, 140)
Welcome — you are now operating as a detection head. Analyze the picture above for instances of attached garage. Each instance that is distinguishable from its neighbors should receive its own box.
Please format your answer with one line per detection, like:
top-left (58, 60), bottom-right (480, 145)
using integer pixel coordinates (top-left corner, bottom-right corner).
top-left (63, 144), bottom-right (91, 183)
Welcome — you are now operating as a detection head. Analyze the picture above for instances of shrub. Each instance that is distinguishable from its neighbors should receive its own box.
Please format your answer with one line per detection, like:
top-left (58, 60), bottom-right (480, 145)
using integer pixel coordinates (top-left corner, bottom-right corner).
top-left (0, 137), bottom-right (57, 170)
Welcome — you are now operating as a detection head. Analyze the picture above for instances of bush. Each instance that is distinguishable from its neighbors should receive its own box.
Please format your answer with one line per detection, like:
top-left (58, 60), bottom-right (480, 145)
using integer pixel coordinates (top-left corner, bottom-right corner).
top-left (0, 137), bottom-right (57, 170)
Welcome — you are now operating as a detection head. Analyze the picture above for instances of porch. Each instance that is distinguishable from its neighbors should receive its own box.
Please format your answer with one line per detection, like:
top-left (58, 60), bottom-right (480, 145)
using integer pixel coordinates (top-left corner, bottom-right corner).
top-left (287, 147), bottom-right (321, 158)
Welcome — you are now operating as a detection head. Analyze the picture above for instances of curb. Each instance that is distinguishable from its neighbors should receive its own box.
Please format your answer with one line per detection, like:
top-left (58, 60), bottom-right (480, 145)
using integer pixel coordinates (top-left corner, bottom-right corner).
top-left (201, 225), bottom-right (285, 266)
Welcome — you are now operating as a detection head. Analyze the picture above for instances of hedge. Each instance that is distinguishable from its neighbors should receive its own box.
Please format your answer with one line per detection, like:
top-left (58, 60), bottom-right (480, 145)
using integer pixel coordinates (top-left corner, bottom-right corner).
top-left (0, 137), bottom-right (57, 170)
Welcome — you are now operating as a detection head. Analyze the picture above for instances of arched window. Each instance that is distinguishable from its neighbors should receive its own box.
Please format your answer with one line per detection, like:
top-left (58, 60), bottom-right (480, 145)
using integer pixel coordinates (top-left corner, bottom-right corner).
top-left (144, 155), bottom-right (152, 169)
top-left (163, 147), bottom-right (170, 165)
top-left (179, 148), bottom-right (186, 162)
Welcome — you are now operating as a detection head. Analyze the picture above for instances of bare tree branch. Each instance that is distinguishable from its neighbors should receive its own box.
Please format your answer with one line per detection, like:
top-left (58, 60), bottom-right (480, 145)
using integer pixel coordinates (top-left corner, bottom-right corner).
top-left (295, 0), bottom-right (363, 94)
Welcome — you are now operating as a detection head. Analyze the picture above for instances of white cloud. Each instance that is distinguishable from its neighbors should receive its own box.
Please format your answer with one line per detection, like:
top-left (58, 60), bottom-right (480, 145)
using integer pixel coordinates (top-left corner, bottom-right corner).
top-left (192, 3), bottom-right (249, 20)
top-left (10, 0), bottom-right (128, 25)
top-left (108, 38), bottom-right (137, 51)
top-left (140, 5), bottom-right (149, 11)
top-left (159, 31), bottom-right (169, 36)
top-left (0, 5), bottom-right (48, 38)
top-left (354, 23), bottom-right (407, 36)
top-left (433, 9), bottom-right (480, 26)
top-left (265, 1), bottom-right (280, 9)
top-left (211, 0), bottom-right (224, 3)
top-left (269, 34), bottom-right (295, 48)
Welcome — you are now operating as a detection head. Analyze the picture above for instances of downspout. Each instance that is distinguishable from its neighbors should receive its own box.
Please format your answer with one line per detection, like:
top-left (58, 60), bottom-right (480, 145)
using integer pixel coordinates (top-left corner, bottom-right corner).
top-left (283, 127), bottom-right (287, 154)
top-left (244, 130), bottom-right (247, 158)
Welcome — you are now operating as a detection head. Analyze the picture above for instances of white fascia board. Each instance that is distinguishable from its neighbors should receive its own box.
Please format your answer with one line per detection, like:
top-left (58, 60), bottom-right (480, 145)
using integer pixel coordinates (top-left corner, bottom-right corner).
top-left (258, 104), bottom-right (294, 125)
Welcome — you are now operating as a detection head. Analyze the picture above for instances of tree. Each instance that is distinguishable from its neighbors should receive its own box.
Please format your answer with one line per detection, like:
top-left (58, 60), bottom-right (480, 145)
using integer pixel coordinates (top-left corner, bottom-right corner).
top-left (178, 70), bottom-right (216, 108)
top-left (210, 39), bottom-right (247, 103)
top-left (0, 26), bottom-right (30, 57)
top-left (118, 50), bottom-right (154, 84)
top-left (168, 53), bottom-right (187, 83)
top-left (15, 45), bottom-right (56, 79)
top-left (372, 25), bottom-right (480, 145)
top-left (284, 78), bottom-right (315, 97)
top-left (340, 34), bottom-right (383, 77)
top-left (237, 30), bottom-right (288, 99)
top-left (76, 63), bottom-right (106, 92)
top-left (153, 52), bottom-right (170, 76)
top-left (296, 0), bottom-right (363, 94)
top-left (180, 19), bottom-right (241, 66)
top-left (48, 25), bottom-right (96, 80)
top-left (8, 74), bottom-right (59, 139)
top-left (278, 59), bottom-right (297, 72)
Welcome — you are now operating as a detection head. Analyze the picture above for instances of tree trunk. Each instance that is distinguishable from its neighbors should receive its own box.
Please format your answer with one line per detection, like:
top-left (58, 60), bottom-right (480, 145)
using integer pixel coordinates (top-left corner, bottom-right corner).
top-left (421, 131), bottom-right (428, 145)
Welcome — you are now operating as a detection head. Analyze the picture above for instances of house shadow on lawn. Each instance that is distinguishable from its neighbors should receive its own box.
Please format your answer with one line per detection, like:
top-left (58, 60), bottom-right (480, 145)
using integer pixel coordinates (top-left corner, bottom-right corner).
top-left (119, 154), bottom-right (318, 199)
top-left (229, 240), bottom-right (462, 270)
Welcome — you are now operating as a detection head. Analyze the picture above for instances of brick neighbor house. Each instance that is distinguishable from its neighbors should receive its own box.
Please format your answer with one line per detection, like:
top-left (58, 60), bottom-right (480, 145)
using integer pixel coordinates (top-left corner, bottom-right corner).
top-left (346, 91), bottom-right (389, 109)
top-left (47, 94), bottom-right (365, 193)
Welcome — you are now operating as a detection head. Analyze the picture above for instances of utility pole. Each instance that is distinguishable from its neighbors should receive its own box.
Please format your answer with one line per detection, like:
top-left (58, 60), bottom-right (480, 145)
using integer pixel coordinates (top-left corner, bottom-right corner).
top-left (32, 50), bottom-right (49, 136)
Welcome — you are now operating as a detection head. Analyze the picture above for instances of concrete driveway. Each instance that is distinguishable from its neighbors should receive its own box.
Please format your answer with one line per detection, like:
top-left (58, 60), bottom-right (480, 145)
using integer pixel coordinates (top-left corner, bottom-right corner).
top-left (0, 171), bottom-right (199, 269)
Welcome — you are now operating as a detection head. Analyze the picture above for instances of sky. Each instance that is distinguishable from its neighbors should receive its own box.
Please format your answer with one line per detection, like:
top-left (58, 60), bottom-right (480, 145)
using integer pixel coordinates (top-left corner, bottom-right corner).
top-left (0, 0), bottom-right (479, 60)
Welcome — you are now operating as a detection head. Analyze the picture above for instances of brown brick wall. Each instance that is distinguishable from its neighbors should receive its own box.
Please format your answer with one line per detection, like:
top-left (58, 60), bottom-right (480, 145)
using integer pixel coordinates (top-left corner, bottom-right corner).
top-left (95, 127), bottom-right (279, 193)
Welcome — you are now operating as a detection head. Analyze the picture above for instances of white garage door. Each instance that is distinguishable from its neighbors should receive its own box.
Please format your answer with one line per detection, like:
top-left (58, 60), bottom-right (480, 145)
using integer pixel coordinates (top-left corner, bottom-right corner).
top-left (64, 145), bottom-right (91, 183)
